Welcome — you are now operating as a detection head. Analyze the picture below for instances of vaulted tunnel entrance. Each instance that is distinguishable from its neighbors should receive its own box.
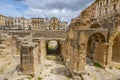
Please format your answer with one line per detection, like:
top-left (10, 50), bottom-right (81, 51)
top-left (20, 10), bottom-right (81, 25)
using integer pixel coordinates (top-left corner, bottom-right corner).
top-left (112, 33), bottom-right (120, 62)
top-left (46, 40), bottom-right (61, 55)
top-left (87, 33), bottom-right (106, 65)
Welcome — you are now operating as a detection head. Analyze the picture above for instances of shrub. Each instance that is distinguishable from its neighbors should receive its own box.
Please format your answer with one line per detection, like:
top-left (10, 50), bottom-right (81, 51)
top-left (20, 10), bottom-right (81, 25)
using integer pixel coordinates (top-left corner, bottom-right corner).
top-left (94, 62), bottom-right (103, 68)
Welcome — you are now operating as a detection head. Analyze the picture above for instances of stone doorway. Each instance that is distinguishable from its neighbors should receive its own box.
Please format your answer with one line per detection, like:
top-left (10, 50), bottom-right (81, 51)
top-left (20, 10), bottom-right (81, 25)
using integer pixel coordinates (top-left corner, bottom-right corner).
top-left (46, 40), bottom-right (61, 55)
top-left (112, 33), bottom-right (120, 62)
top-left (86, 33), bottom-right (106, 65)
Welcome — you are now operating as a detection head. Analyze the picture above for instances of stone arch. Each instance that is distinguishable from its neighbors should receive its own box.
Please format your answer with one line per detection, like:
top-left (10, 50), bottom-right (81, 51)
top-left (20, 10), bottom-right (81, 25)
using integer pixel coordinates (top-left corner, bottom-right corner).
top-left (112, 33), bottom-right (120, 62)
top-left (106, 23), bottom-right (120, 68)
top-left (88, 33), bottom-right (106, 42)
top-left (90, 23), bottom-right (101, 28)
top-left (46, 40), bottom-right (61, 55)
top-left (87, 32), bottom-right (106, 65)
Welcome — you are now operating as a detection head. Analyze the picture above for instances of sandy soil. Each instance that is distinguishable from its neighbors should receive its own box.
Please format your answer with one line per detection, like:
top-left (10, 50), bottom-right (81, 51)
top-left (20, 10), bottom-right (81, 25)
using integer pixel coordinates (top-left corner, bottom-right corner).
top-left (38, 55), bottom-right (73, 80)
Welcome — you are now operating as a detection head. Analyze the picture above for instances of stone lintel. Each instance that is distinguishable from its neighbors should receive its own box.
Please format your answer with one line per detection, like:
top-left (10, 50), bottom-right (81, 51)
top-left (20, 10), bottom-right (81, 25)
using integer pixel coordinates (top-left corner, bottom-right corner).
top-left (0, 44), bottom-right (6, 49)
top-left (32, 37), bottom-right (46, 42)
top-left (32, 38), bottom-right (41, 43)
top-left (12, 35), bottom-right (18, 38)
top-left (21, 42), bottom-right (38, 48)
top-left (17, 37), bottom-right (24, 42)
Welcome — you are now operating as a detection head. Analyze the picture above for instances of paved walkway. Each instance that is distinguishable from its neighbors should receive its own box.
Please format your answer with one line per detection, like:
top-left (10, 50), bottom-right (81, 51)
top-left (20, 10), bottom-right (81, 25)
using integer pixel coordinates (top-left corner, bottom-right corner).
top-left (38, 55), bottom-right (73, 80)
top-left (82, 63), bottom-right (120, 80)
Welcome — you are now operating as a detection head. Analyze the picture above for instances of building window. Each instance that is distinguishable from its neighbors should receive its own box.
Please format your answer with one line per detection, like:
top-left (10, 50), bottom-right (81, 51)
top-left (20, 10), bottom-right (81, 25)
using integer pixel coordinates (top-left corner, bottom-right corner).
top-left (113, 4), bottom-right (117, 10)
top-left (18, 20), bottom-right (20, 23)
top-left (113, 0), bottom-right (118, 3)
top-left (106, 0), bottom-right (109, 4)
top-left (53, 20), bottom-right (55, 22)
top-left (100, 2), bottom-right (102, 7)
top-left (105, 8), bottom-right (108, 13)
top-left (99, 11), bottom-right (101, 16)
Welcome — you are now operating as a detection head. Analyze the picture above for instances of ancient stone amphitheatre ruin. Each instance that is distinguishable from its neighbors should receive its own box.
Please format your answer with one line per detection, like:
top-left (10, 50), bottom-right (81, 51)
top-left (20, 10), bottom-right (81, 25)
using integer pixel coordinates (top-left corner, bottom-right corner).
top-left (0, 0), bottom-right (120, 80)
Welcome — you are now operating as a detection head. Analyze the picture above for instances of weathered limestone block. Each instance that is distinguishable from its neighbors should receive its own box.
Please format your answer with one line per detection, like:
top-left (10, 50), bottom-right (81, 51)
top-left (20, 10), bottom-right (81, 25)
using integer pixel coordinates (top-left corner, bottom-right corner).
top-left (16, 38), bottom-right (23, 55)
top-left (32, 37), bottom-right (41, 64)
top-left (78, 43), bottom-right (87, 73)
top-left (0, 44), bottom-right (6, 49)
top-left (69, 45), bottom-right (74, 72)
top-left (76, 32), bottom-right (87, 74)
top-left (0, 44), bottom-right (12, 74)
top-left (94, 42), bottom-right (107, 66)
top-left (39, 38), bottom-right (46, 65)
top-left (60, 40), bottom-right (68, 64)
top-left (107, 45), bottom-right (113, 66)
top-left (69, 38), bottom-right (79, 73)
top-left (110, 61), bottom-right (120, 68)
top-left (23, 36), bottom-right (32, 42)
top-left (21, 42), bottom-right (39, 77)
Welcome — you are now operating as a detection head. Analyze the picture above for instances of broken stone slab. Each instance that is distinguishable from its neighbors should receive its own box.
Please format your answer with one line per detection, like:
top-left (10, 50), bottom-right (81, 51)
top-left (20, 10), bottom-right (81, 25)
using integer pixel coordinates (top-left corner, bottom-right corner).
top-left (32, 37), bottom-right (45, 42)
top-left (23, 36), bottom-right (32, 42)
top-left (17, 37), bottom-right (24, 42)
top-left (0, 44), bottom-right (6, 49)
top-left (21, 42), bottom-right (38, 48)
top-left (32, 37), bottom-right (41, 43)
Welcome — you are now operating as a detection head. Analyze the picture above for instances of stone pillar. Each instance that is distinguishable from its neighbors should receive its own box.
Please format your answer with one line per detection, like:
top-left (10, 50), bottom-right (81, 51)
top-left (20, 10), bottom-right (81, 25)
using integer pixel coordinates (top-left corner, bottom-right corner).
top-left (32, 38), bottom-right (41, 64)
top-left (69, 44), bottom-right (74, 73)
top-left (73, 46), bottom-right (79, 73)
top-left (21, 42), bottom-right (39, 77)
top-left (0, 39), bottom-right (2, 44)
top-left (59, 40), bottom-right (67, 64)
top-left (77, 32), bottom-right (87, 74)
top-left (65, 40), bottom-right (71, 65)
top-left (94, 42), bottom-right (108, 66)
top-left (40, 38), bottom-right (46, 65)
top-left (16, 38), bottom-right (23, 55)
top-left (12, 35), bottom-right (18, 55)
top-left (77, 43), bottom-right (87, 73)
top-left (69, 39), bottom-right (80, 77)
top-left (106, 44), bottom-right (113, 66)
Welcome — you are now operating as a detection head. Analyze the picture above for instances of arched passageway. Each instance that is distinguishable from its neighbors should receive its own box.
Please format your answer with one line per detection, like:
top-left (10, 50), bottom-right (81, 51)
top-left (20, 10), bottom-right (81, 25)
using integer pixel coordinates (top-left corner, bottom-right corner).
top-left (46, 40), bottom-right (61, 55)
top-left (112, 33), bottom-right (120, 62)
top-left (87, 33), bottom-right (106, 65)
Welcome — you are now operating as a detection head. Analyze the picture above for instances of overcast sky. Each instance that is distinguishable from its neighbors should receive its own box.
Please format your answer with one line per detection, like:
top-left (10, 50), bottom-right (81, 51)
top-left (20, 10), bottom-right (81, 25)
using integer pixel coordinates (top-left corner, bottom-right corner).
top-left (0, 0), bottom-right (95, 22)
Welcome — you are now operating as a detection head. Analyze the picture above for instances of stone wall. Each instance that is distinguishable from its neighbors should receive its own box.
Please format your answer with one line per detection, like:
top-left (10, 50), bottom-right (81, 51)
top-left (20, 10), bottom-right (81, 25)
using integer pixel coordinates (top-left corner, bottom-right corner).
top-left (9, 32), bottom-right (30, 37)
top-left (21, 42), bottom-right (39, 77)
top-left (32, 30), bottom-right (66, 38)
top-left (112, 33), bottom-right (120, 62)
top-left (94, 43), bottom-right (107, 66)
top-left (0, 34), bottom-right (13, 79)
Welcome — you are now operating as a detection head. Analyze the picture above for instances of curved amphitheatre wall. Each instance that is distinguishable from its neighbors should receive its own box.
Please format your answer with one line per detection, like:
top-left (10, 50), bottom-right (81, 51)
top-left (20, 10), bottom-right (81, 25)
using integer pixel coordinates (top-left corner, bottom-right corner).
top-left (66, 5), bottom-right (120, 79)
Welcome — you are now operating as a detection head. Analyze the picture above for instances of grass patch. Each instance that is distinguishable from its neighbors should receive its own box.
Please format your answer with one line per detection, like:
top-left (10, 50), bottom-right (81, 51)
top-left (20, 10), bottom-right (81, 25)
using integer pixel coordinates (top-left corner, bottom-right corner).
top-left (56, 56), bottom-right (63, 62)
top-left (94, 62), bottom-right (103, 68)
top-left (109, 66), bottom-right (113, 69)
top-left (44, 64), bottom-right (52, 67)
top-left (88, 73), bottom-right (90, 76)
top-left (48, 46), bottom-right (55, 50)
top-left (19, 77), bottom-right (32, 80)
top-left (117, 68), bottom-right (120, 70)
top-left (66, 73), bottom-right (72, 80)
top-left (50, 69), bottom-right (54, 74)
top-left (46, 56), bottom-right (55, 60)
top-left (38, 77), bottom-right (43, 80)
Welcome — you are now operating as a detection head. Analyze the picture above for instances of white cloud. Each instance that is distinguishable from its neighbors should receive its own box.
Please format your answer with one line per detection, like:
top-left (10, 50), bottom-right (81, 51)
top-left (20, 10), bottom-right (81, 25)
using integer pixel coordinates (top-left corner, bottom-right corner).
top-left (0, 3), bottom-right (23, 17)
top-left (0, 0), bottom-right (95, 23)
top-left (23, 0), bottom-right (95, 22)
top-left (24, 8), bottom-right (81, 22)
